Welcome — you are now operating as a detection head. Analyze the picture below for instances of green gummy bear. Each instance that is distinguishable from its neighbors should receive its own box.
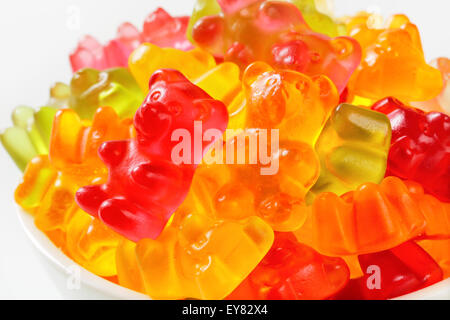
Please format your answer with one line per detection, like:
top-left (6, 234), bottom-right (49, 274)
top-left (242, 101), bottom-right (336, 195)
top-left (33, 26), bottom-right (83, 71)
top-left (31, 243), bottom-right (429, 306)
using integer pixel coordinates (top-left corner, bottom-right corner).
top-left (310, 103), bottom-right (392, 197)
top-left (1, 106), bottom-right (58, 171)
top-left (69, 67), bottom-right (144, 120)
top-left (288, 0), bottom-right (344, 37)
top-left (187, 0), bottom-right (222, 43)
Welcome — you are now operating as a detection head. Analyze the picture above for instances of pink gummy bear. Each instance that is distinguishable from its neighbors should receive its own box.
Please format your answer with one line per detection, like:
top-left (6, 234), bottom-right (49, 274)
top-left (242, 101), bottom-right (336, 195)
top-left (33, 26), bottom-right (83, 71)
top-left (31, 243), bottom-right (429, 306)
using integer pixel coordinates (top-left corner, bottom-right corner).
top-left (75, 69), bottom-right (229, 242)
top-left (70, 8), bottom-right (193, 72)
top-left (192, 0), bottom-right (361, 93)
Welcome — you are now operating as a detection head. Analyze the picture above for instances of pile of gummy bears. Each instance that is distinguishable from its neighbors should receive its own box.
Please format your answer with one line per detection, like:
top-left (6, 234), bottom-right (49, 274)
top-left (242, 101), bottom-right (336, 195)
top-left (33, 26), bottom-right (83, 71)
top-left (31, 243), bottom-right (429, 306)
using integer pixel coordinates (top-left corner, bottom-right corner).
top-left (2, 0), bottom-right (449, 300)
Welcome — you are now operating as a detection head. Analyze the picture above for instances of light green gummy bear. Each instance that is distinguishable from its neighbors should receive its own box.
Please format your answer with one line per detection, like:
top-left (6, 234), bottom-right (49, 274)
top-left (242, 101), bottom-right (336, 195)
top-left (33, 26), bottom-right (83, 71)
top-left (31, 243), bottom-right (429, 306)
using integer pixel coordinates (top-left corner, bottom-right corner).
top-left (69, 67), bottom-right (144, 120)
top-left (288, 0), bottom-right (345, 37)
top-left (187, 0), bottom-right (222, 43)
top-left (309, 103), bottom-right (392, 198)
top-left (1, 106), bottom-right (58, 171)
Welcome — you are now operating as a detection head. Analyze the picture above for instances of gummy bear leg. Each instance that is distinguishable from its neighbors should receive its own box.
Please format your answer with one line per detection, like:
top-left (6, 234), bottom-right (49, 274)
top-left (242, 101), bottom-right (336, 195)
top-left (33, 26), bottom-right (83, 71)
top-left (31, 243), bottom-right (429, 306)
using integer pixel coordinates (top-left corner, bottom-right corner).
top-left (75, 184), bottom-right (110, 218)
top-left (98, 198), bottom-right (168, 242)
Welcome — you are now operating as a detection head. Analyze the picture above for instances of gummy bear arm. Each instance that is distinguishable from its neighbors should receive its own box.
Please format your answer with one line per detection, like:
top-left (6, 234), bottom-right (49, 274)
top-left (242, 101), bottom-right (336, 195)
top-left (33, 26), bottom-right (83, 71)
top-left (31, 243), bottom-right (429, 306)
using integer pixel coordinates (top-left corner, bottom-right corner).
top-left (98, 140), bottom-right (129, 166)
top-left (99, 198), bottom-right (168, 242)
top-left (130, 161), bottom-right (185, 190)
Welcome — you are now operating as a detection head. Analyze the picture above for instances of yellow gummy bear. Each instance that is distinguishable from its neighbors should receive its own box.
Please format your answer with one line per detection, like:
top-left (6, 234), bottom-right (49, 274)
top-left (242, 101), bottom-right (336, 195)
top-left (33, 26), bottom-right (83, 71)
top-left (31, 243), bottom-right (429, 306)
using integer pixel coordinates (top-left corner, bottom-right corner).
top-left (116, 208), bottom-right (274, 300)
top-left (128, 43), bottom-right (245, 129)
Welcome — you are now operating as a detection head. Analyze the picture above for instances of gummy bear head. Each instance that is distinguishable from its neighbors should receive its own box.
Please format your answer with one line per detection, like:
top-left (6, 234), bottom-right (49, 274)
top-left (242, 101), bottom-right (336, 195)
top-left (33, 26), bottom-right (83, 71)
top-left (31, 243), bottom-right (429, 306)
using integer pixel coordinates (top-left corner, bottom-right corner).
top-left (134, 69), bottom-right (228, 145)
top-left (242, 62), bottom-right (338, 134)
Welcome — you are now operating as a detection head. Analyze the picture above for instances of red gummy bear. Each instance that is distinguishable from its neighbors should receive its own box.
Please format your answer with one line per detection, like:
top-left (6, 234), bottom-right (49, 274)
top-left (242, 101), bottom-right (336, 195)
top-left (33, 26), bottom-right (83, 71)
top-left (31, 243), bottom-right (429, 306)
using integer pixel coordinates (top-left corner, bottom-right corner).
top-left (70, 8), bottom-right (192, 72)
top-left (334, 241), bottom-right (443, 300)
top-left (76, 69), bottom-right (228, 242)
top-left (372, 97), bottom-right (450, 202)
top-left (227, 233), bottom-right (350, 300)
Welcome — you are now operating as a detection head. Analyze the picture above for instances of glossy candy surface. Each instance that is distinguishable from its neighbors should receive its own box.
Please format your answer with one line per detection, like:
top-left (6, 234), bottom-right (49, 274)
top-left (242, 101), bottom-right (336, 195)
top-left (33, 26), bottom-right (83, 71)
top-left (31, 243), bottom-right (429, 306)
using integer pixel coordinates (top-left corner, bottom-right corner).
top-left (182, 62), bottom-right (339, 232)
top-left (295, 177), bottom-right (450, 256)
top-left (15, 107), bottom-right (132, 276)
top-left (311, 103), bottom-right (391, 196)
top-left (348, 14), bottom-right (442, 102)
top-left (418, 239), bottom-right (450, 278)
top-left (191, 0), bottom-right (361, 93)
top-left (227, 232), bottom-right (349, 300)
top-left (189, 0), bottom-right (343, 38)
top-left (69, 67), bottom-right (144, 120)
top-left (5, 1), bottom-right (450, 300)
top-left (76, 69), bottom-right (229, 242)
top-left (128, 43), bottom-right (245, 129)
top-left (128, 43), bottom-right (216, 92)
top-left (372, 97), bottom-right (450, 202)
top-left (116, 208), bottom-right (274, 300)
top-left (335, 241), bottom-right (443, 299)
top-left (1, 106), bottom-right (58, 171)
top-left (288, 0), bottom-right (344, 37)
top-left (1, 83), bottom-right (70, 171)
top-left (412, 57), bottom-right (450, 114)
top-left (70, 8), bottom-right (192, 72)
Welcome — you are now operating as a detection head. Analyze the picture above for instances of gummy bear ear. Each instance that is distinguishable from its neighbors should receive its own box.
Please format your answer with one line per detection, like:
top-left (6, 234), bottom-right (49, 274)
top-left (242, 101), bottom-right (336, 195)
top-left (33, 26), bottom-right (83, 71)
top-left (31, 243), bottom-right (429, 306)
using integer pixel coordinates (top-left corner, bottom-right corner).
top-left (148, 69), bottom-right (188, 90)
top-left (242, 62), bottom-right (274, 90)
top-left (330, 37), bottom-right (361, 60)
top-left (387, 13), bottom-right (423, 47)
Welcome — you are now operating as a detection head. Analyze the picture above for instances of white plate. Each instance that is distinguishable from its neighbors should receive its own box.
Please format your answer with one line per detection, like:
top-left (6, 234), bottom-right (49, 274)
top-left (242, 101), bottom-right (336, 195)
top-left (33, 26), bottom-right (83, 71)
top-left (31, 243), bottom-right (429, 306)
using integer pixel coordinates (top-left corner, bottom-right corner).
top-left (17, 207), bottom-right (149, 300)
top-left (17, 207), bottom-right (450, 300)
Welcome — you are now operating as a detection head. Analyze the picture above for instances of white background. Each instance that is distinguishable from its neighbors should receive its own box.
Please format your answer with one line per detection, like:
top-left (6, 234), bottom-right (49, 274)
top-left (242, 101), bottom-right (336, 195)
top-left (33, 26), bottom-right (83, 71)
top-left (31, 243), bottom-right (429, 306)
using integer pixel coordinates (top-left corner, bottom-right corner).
top-left (0, 0), bottom-right (448, 299)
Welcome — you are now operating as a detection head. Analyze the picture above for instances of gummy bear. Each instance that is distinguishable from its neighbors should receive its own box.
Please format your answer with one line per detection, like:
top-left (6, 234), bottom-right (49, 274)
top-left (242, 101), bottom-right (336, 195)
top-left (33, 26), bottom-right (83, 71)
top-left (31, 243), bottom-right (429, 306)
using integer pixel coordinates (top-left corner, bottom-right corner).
top-left (115, 208), bottom-right (274, 299)
top-left (1, 82), bottom-right (71, 171)
top-left (76, 69), bottom-right (229, 242)
top-left (140, 8), bottom-right (192, 51)
top-left (1, 106), bottom-right (57, 171)
top-left (418, 239), bottom-right (450, 278)
top-left (128, 43), bottom-right (244, 127)
top-left (295, 177), bottom-right (450, 256)
top-left (70, 8), bottom-right (192, 72)
top-left (334, 241), bottom-right (443, 300)
top-left (191, 0), bottom-right (361, 93)
top-left (187, 0), bottom-right (222, 44)
top-left (348, 14), bottom-right (442, 102)
top-left (48, 82), bottom-right (71, 108)
top-left (310, 103), bottom-right (391, 196)
top-left (15, 107), bottom-right (132, 276)
top-left (188, 0), bottom-right (343, 39)
top-left (412, 57), bottom-right (450, 114)
top-left (242, 62), bottom-right (338, 144)
top-left (183, 62), bottom-right (339, 232)
top-left (372, 97), bottom-right (450, 202)
top-left (287, 0), bottom-right (344, 37)
top-left (69, 67), bottom-right (144, 120)
top-left (128, 43), bottom-right (216, 92)
top-left (227, 232), bottom-right (349, 300)
top-left (70, 35), bottom-right (132, 72)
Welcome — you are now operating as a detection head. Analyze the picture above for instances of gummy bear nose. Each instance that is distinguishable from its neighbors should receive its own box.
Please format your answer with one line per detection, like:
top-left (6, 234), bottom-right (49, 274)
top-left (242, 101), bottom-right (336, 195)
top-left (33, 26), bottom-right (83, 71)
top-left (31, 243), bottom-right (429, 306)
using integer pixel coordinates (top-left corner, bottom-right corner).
top-left (134, 101), bottom-right (172, 139)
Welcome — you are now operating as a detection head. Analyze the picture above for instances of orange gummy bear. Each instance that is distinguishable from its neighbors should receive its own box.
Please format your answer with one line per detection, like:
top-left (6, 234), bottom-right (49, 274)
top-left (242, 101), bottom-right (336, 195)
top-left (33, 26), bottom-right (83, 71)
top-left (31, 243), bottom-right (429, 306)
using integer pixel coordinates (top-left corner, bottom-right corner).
top-left (295, 176), bottom-right (450, 256)
top-left (348, 14), bottom-right (442, 102)
top-left (15, 107), bottom-right (132, 276)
